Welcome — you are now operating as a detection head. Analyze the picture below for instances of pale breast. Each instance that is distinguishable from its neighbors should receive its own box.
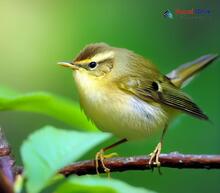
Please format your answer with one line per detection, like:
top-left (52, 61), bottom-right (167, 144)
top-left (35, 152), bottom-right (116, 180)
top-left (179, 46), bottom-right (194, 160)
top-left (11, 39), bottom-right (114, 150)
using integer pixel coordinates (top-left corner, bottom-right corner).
top-left (74, 71), bottom-right (168, 140)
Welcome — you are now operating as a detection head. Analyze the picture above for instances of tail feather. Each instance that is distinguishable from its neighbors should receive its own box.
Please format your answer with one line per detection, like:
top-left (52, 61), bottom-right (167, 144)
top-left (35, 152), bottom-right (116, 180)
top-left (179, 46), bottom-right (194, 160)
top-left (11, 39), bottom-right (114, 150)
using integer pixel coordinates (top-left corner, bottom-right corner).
top-left (167, 54), bottom-right (219, 88)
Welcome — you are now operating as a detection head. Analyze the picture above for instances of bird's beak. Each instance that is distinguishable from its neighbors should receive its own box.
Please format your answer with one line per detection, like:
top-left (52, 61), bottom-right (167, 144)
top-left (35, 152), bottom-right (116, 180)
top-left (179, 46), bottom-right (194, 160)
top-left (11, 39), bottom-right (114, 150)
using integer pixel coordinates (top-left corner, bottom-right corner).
top-left (58, 62), bottom-right (79, 70)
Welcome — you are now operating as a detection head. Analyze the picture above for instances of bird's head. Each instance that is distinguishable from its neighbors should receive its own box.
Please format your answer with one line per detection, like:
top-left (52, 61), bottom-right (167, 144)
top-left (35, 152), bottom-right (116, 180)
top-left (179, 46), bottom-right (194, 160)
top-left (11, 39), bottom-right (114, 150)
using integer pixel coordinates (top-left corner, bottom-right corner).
top-left (59, 43), bottom-right (116, 78)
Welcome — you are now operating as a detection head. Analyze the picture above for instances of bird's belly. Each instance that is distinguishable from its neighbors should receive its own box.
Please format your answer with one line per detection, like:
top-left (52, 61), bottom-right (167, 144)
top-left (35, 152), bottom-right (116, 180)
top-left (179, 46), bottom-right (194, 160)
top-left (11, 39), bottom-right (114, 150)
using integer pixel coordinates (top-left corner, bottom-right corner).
top-left (80, 90), bottom-right (168, 140)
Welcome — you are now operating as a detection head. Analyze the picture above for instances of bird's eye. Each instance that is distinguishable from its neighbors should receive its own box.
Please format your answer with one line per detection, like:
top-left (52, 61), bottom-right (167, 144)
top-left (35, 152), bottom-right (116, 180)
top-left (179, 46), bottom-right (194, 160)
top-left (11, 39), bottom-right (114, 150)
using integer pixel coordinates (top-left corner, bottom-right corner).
top-left (88, 61), bottom-right (97, 69)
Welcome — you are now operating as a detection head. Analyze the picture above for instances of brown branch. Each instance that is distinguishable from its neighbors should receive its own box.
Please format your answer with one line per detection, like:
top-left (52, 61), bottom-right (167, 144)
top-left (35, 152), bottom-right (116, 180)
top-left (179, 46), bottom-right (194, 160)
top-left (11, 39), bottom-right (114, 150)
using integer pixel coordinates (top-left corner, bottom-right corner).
top-left (60, 152), bottom-right (220, 176)
top-left (0, 128), bottom-right (15, 193)
top-left (1, 128), bottom-right (220, 179)
top-left (0, 148), bottom-right (10, 157)
top-left (0, 171), bottom-right (14, 193)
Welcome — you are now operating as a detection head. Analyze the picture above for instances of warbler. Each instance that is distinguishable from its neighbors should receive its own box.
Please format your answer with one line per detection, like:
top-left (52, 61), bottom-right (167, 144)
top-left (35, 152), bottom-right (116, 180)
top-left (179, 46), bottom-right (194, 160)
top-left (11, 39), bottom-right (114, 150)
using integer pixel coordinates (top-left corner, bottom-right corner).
top-left (59, 43), bottom-right (218, 173)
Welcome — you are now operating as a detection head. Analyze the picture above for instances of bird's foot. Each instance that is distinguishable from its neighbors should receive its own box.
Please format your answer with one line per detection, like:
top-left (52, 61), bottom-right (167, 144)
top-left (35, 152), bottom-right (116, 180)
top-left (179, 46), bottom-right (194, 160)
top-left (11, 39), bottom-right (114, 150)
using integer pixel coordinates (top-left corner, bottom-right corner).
top-left (148, 142), bottom-right (162, 173)
top-left (95, 149), bottom-right (118, 176)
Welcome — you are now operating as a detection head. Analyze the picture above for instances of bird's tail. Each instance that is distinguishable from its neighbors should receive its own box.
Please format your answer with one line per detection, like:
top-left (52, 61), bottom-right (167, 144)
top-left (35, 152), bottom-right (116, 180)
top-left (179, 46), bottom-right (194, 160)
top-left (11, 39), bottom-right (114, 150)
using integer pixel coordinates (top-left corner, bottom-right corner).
top-left (167, 54), bottom-right (218, 88)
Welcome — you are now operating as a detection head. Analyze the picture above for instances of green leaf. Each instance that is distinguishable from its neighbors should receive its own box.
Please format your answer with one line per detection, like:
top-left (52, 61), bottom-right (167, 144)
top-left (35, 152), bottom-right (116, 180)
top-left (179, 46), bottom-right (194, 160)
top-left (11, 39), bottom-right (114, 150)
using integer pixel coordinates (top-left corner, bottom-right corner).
top-left (55, 176), bottom-right (156, 193)
top-left (0, 86), bottom-right (96, 131)
top-left (21, 126), bottom-right (111, 193)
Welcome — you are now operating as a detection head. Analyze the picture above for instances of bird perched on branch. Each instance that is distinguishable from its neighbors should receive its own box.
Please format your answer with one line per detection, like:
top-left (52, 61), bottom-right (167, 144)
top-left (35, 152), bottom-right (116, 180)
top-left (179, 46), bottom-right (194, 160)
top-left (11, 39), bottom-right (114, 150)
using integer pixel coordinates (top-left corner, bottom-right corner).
top-left (59, 43), bottom-right (218, 174)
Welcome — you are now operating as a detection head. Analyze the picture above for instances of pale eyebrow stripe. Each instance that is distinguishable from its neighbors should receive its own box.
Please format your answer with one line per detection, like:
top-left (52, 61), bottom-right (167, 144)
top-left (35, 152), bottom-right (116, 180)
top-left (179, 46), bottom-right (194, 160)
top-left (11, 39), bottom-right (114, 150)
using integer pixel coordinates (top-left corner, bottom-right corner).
top-left (98, 58), bottom-right (114, 65)
top-left (91, 51), bottom-right (114, 63)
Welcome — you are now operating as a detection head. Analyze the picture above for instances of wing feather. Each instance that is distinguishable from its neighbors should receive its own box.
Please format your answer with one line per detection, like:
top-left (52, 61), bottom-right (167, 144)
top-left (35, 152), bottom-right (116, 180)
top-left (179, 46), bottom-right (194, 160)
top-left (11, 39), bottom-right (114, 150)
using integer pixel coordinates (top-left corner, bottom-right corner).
top-left (119, 77), bottom-right (208, 120)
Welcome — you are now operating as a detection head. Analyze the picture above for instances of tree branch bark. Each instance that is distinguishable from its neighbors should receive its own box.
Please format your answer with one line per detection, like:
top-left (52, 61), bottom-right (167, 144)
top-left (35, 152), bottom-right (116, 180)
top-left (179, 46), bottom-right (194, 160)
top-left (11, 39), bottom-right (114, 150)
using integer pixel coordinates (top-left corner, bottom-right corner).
top-left (1, 126), bottom-right (220, 179)
top-left (0, 128), bottom-right (15, 193)
top-left (60, 152), bottom-right (220, 176)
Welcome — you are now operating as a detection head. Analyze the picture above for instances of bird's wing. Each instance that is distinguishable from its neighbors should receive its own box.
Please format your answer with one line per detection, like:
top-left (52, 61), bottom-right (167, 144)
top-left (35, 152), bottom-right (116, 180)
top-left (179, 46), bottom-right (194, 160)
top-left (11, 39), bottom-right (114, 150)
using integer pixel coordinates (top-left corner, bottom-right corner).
top-left (118, 76), bottom-right (208, 120)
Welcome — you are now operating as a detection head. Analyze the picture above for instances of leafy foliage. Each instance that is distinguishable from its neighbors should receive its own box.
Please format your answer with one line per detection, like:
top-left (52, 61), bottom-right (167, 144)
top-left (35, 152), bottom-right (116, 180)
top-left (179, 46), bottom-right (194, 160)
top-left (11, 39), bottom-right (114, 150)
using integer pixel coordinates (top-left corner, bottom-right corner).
top-left (21, 126), bottom-right (111, 193)
top-left (21, 126), bottom-right (155, 193)
top-left (55, 176), bottom-right (156, 193)
top-left (0, 85), bottom-right (156, 193)
top-left (0, 86), bottom-right (96, 131)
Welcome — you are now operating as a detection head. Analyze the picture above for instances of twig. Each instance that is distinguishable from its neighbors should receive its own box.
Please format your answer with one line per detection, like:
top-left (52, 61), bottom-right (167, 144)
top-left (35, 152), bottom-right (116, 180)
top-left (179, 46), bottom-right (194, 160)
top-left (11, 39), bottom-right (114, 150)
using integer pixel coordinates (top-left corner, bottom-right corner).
top-left (0, 148), bottom-right (10, 157)
top-left (0, 128), bottom-right (15, 193)
top-left (1, 129), bottom-right (220, 178)
top-left (60, 152), bottom-right (220, 176)
top-left (0, 171), bottom-right (14, 193)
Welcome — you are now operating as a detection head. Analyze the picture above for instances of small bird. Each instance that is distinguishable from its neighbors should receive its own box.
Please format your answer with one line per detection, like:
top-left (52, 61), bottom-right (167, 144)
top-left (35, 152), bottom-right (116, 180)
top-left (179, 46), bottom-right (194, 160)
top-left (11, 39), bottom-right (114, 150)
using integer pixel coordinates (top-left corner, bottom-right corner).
top-left (59, 43), bottom-right (218, 173)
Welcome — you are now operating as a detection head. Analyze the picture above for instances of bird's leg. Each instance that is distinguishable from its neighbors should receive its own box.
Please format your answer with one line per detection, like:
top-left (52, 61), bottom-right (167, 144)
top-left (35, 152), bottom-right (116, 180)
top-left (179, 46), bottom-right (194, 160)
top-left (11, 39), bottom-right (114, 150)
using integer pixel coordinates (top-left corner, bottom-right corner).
top-left (95, 138), bottom-right (127, 175)
top-left (149, 125), bottom-right (168, 169)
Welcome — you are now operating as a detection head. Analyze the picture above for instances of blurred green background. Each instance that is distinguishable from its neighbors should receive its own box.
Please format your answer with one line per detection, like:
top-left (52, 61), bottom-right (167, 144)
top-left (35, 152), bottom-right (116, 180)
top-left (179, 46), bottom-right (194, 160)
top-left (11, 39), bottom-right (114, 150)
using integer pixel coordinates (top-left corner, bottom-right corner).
top-left (0, 0), bottom-right (219, 193)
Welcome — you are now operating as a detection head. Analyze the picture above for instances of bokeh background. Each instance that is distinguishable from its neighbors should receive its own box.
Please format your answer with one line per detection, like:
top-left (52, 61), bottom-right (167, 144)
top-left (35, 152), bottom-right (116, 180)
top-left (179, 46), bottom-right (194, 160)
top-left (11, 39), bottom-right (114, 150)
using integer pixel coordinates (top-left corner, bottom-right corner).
top-left (0, 0), bottom-right (220, 193)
